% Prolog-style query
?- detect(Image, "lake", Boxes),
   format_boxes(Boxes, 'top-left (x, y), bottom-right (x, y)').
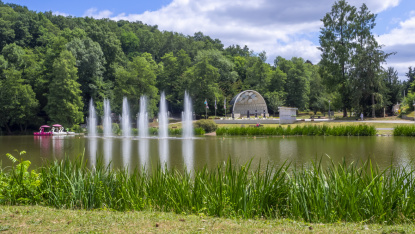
top-left (1, 135), bottom-right (414, 171)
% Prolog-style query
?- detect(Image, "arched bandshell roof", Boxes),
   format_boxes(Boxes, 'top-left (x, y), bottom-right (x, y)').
top-left (230, 90), bottom-right (268, 114)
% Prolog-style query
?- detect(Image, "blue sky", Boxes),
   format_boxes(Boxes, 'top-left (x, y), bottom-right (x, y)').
top-left (4, 0), bottom-right (415, 80)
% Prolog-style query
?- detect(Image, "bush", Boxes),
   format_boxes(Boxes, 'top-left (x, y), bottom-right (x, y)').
top-left (71, 124), bottom-right (83, 133)
top-left (112, 123), bottom-right (121, 135)
top-left (194, 119), bottom-right (217, 133)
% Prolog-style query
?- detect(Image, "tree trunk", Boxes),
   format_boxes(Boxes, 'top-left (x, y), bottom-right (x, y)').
top-left (5, 123), bottom-right (11, 135)
top-left (343, 108), bottom-right (347, 118)
top-left (372, 93), bottom-right (375, 118)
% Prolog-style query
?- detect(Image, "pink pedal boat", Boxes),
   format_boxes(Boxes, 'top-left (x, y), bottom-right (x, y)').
top-left (34, 125), bottom-right (53, 136)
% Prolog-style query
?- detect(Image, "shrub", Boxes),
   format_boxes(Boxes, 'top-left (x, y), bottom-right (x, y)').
top-left (112, 123), bottom-right (121, 135)
top-left (71, 124), bottom-right (83, 133)
top-left (194, 119), bottom-right (217, 133)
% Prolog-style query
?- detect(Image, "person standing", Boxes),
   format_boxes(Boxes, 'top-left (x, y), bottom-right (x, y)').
top-left (360, 113), bottom-right (364, 121)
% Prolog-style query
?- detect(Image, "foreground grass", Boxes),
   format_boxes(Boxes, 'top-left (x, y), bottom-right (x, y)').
top-left (0, 205), bottom-right (414, 233)
top-left (2, 155), bottom-right (415, 224)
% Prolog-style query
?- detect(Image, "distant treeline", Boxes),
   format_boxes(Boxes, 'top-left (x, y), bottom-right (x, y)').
top-left (0, 1), bottom-right (412, 134)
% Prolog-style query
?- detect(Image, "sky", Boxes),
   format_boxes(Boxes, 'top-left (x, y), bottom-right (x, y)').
top-left (4, 0), bottom-right (415, 80)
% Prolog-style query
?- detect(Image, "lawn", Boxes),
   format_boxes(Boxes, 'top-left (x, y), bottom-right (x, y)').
top-left (0, 205), bottom-right (413, 233)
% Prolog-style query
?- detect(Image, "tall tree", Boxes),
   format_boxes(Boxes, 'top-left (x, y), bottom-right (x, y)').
top-left (45, 50), bottom-right (83, 126)
top-left (183, 57), bottom-right (220, 115)
top-left (0, 68), bottom-right (38, 133)
top-left (319, 0), bottom-right (356, 117)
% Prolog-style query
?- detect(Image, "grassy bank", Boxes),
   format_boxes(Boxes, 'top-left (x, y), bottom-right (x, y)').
top-left (216, 125), bottom-right (376, 136)
top-left (1, 154), bottom-right (415, 224)
top-left (1, 205), bottom-right (413, 233)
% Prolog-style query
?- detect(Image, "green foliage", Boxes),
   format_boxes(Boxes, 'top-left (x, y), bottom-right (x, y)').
top-left (216, 125), bottom-right (376, 136)
top-left (1, 155), bottom-right (415, 223)
top-left (393, 126), bottom-right (415, 136)
top-left (70, 124), bottom-right (83, 133)
top-left (0, 2), bottom-right (401, 133)
top-left (0, 151), bottom-right (43, 204)
top-left (0, 67), bottom-right (39, 133)
top-left (45, 50), bottom-right (84, 127)
top-left (193, 119), bottom-right (217, 133)
top-left (111, 123), bottom-right (121, 135)
top-left (114, 54), bottom-right (159, 117)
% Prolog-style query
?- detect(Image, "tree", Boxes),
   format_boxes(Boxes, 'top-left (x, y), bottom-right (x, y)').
top-left (113, 54), bottom-right (159, 117)
top-left (308, 65), bottom-right (327, 114)
top-left (0, 68), bottom-right (38, 133)
top-left (277, 57), bottom-right (310, 110)
top-left (319, 0), bottom-right (356, 117)
top-left (183, 57), bottom-right (220, 115)
top-left (351, 4), bottom-right (391, 117)
top-left (66, 37), bottom-right (108, 107)
top-left (45, 50), bottom-right (83, 126)
top-left (245, 52), bottom-right (272, 94)
top-left (120, 31), bottom-right (140, 59)
top-left (383, 67), bottom-right (402, 112)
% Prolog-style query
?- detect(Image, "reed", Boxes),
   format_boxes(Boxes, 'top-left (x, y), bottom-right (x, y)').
top-left (1, 155), bottom-right (414, 223)
top-left (393, 125), bottom-right (415, 136)
top-left (216, 125), bottom-right (376, 136)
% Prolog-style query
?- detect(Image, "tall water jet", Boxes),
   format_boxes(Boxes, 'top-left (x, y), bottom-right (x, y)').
top-left (88, 99), bottom-right (97, 136)
top-left (182, 91), bottom-right (193, 139)
top-left (121, 97), bottom-right (131, 137)
top-left (138, 96), bottom-right (149, 138)
top-left (103, 98), bottom-right (112, 137)
top-left (159, 92), bottom-right (169, 138)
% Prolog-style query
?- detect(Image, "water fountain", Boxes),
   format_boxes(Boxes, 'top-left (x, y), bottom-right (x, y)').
top-left (138, 96), bottom-right (149, 138)
top-left (159, 92), bottom-right (169, 139)
top-left (182, 91), bottom-right (193, 139)
top-left (88, 99), bottom-right (97, 137)
top-left (121, 97), bottom-right (131, 137)
top-left (103, 98), bottom-right (112, 137)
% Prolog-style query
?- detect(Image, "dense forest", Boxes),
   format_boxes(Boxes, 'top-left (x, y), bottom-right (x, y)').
top-left (0, 0), bottom-right (412, 134)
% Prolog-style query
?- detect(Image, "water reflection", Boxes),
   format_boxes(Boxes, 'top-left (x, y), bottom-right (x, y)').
top-left (52, 136), bottom-right (65, 159)
top-left (122, 138), bottom-right (132, 170)
top-left (3, 136), bottom-right (415, 171)
top-left (103, 138), bottom-right (113, 166)
top-left (182, 139), bottom-right (194, 172)
top-left (159, 138), bottom-right (169, 168)
top-left (139, 138), bottom-right (149, 169)
top-left (88, 137), bottom-right (98, 167)
top-left (34, 136), bottom-right (51, 158)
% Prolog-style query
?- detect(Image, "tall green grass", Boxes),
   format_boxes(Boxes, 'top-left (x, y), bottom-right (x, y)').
top-left (216, 125), bottom-right (376, 136)
top-left (1, 154), bottom-right (414, 223)
top-left (393, 126), bottom-right (415, 136)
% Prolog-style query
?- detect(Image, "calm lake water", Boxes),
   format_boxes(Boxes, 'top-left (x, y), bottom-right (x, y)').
top-left (1, 135), bottom-right (415, 171)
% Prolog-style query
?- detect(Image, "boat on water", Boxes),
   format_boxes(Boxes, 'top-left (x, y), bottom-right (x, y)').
top-left (34, 125), bottom-right (53, 136)
top-left (34, 124), bottom-right (75, 136)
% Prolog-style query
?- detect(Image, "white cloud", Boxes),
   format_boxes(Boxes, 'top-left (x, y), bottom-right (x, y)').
top-left (378, 16), bottom-right (415, 79)
top-left (83, 8), bottom-right (113, 19)
top-left (82, 0), bottom-right (405, 67)
top-left (378, 16), bottom-right (415, 46)
top-left (53, 11), bottom-right (69, 17)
